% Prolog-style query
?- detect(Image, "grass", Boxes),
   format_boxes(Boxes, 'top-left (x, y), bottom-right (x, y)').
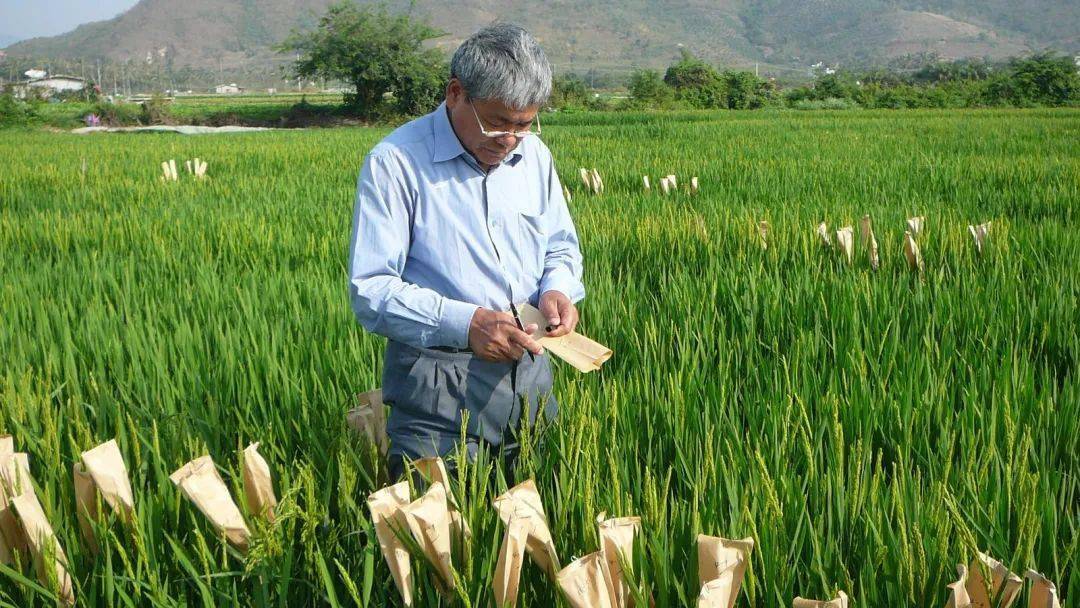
top-left (0, 108), bottom-right (1077, 606)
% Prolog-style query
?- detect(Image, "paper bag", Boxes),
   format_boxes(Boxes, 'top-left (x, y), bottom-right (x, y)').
top-left (242, 443), bottom-right (277, 522)
top-left (699, 577), bottom-right (735, 608)
top-left (666, 174), bottom-right (678, 190)
top-left (73, 462), bottom-right (101, 554)
top-left (0, 526), bottom-right (10, 566)
top-left (597, 514), bottom-right (641, 607)
top-left (860, 215), bottom-right (879, 270)
top-left (169, 455), bottom-right (251, 550)
top-left (591, 168), bottom-right (604, 195)
top-left (413, 457), bottom-right (470, 539)
top-left (660, 177), bottom-right (671, 195)
top-left (0, 450), bottom-right (31, 554)
top-left (579, 168), bottom-right (591, 190)
top-left (519, 303), bottom-right (612, 373)
top-left (836, 226), bottom-right (854, 263)
top-left (81, 439), bottom-right (135, 521)
top-left (400, 481), bottom-right (455, 592)
top-left (792, 590), bottom-right (849, 608)
top-left (0, 519), bottom-right (11, 566)
top-left (493, 517), bottom-right (529, 608)
top-left (557, 551), bottom-right (618, 608)
top-left (758, 221), bottom-right (770, 250)
top-left (347, 389), bottom-right (388, 454)
top-left (366, 482), bottom-right (413, 606)
top-left (945, 564), bottom-right (971, 608)
top-left (642, 176), bottom-right (650, 191)
top-left (907, 216), bottom-right (924, 236)
top-left (691, 177), bottom-right (699, 193)
top-left (0, 452), bottom-right (32, 496)
top-left (493, 479), bottom-right (560, 576)
top-left (1024, 570), bottom-right (1061, 608)
top-left (697, 534), bottom-right (753, 608)
top-left (817, 222), bottom-right (832, 248)
top-left (903, 231), bottom-right (924, 272)
top-left (966, 552), bottom-right (1021, 608)
top-left (968, 221), bottom-right (991, 255)
top-left (0, 436), bottom-right (19, 563)
top-left (11, 491), bottom-right (75, 605)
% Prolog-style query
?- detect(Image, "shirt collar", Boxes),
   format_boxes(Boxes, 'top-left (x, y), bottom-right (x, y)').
top-left (431, 100), bottom-right (524, 167)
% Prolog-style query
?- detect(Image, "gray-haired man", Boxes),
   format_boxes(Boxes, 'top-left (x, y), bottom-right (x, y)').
top-left (348, 24), bottom-right (585, 479)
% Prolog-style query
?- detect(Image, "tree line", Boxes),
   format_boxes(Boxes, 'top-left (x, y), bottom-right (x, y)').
top-left (2, 0), bottom-right (1077, 128)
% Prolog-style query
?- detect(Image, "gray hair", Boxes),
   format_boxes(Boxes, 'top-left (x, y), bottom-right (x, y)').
top-left (450, 23), bottom-right (552, 109)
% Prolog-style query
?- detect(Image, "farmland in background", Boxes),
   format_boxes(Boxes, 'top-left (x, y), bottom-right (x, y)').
top-left (0, 108), bottom-right (1077, 606)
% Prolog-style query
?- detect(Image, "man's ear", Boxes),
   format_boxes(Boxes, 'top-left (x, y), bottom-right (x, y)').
top-left (445, 78), bottom-right (463, 109)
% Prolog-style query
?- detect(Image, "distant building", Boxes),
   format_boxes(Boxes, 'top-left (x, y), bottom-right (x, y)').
top-left (214, 83), bottom-right (242, 94)
top-left (11, 74), bottom-right (87, 99)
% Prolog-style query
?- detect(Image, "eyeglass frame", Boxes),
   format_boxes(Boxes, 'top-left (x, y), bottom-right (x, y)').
top-left (468, 98), bottom-right (541, 139)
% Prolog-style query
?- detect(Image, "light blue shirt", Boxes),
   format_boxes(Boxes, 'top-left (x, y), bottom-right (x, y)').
top-left (348, 101), bottom-right (585, 349)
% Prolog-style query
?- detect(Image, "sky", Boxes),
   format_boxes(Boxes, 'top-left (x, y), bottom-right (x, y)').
top-left (0, 0), bottom-right (139, 43)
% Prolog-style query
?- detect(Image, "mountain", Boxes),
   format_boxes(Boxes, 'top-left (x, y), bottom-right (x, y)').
top-left (0, 34), bottom-right (20, 48)
top-left (3, 0), bottom-right (1076, 85)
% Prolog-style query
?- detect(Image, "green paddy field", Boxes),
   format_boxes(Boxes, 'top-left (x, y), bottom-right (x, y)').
top-left (1, 108), bottom-right (1077, 606)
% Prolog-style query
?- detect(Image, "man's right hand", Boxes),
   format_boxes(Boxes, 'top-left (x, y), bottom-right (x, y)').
top-left (468, 308), bottom-right (544, 362)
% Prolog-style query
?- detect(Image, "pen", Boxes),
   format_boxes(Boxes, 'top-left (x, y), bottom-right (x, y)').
top-left (508, 302), bottom-right (536, 362)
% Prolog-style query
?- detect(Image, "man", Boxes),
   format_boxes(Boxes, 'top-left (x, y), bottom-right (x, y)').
top-left (348, 24), bottom-right (585, 480)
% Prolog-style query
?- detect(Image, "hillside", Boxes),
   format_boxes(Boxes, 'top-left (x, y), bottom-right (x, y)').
top-left (2, 0), bottom-right (1076, 84)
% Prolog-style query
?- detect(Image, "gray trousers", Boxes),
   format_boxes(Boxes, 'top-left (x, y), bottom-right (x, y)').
top-left (382, 340), bottom-right (558, 480)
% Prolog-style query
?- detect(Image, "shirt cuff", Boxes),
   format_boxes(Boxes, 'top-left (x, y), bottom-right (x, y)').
top-left (539, 267), bottom-right (586, 304)
top-left (436, 298), bottom-right (480, 348)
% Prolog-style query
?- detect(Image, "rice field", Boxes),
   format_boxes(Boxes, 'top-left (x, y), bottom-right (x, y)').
top-left (0, 107), bottom-right (1077, 606)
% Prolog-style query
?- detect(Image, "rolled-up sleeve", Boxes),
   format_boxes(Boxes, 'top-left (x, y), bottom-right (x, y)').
top-left (538, 156), bottom-right (586, 303)
top-left (348, 152), bottom-right (479, 348)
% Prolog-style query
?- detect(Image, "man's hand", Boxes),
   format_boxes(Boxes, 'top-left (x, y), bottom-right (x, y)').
top-left (468, 308), bottom-right (544, 362)
top-left (539, 290), bottom-right (579, 338)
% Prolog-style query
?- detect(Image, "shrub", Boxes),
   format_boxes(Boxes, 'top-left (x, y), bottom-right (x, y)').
top-left (791, 97), bottom-right (858, 110)
top-left (140, 95), bottom-right (174, 125)
top-left (0, 93), bottom-right (40, 126)
top-left (89, 101), bottom-right (143, 126)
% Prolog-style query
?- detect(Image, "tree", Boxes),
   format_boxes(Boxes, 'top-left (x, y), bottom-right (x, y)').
top-left (628, 70), bottom-right (674, 108)
top-left (663, 50), bottom-right (726, 109)
top-left (549, 73), bottom-right (590, 109)
top-left (276, 2), bottom-right (447, 119)
top-left (990, 52), bottom-right (1079, 106)
top-left (722, 70), bottom-right (773, 109)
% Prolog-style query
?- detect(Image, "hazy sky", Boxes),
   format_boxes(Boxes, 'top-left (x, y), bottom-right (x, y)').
top-left (1, 0), bottom-right (139, 41)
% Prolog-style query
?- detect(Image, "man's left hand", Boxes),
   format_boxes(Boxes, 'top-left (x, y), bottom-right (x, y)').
top-left (538, 290), bottom-right (579, 338)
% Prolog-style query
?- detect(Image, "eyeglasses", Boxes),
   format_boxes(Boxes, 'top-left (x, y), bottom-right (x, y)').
top-left (469, 100), bottom-right (541, 139)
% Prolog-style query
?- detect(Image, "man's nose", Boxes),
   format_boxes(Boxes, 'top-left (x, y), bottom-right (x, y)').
top-left (495, 134), bottom-right (517, 148)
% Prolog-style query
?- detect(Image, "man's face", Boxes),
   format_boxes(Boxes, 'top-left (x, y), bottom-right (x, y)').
top-left (445, 78), bottom-right (539, 168)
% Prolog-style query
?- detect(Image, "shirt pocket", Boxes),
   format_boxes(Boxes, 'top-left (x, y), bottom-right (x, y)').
top-left (514, 209), bottom-right (548, 279)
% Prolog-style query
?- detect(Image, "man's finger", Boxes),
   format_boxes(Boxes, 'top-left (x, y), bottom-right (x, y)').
top-left (508, 327), bottom-right (544, 355)
top-left (545, 323), bottom-right (572, 338)
top-left (540, 295), bottom-right (561, 327)
top-left (506, 344), bottom-right (524, 361)
top-left (560, 300), bottom-right (580, 333)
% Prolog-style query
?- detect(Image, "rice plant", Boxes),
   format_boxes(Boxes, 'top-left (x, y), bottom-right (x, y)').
top-left (0, 107), bottom-right (1076, 606)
